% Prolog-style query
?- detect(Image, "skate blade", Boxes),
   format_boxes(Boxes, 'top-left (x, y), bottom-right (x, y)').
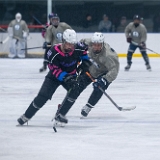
top-left (80, 115), bottom-right (87, 119)
top-left (53, 120), bottom-right (66, 127)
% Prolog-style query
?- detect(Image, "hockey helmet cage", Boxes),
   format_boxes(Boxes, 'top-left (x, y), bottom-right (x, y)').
top-left (63, 29), bottom-right (77, 44)
top-left (51, 13), bottom-right (60, 26)
top-left (91, 32), bottom-right (105, 43)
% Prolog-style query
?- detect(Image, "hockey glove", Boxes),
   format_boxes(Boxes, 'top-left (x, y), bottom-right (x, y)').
top-left (43, 42), bottom-right (51, 49)
top-left (78, 74), bottom-right (92, 91)
top-left (139, 42), bottom-right (146, 48)
top-left (77, 59), bottom-right (92, 73)
top-left (127, 37), bottom-right (132, 43)
top-left (63, 74), bottom-right (78, 89)
top-left (93, 77), bottom-right (110, 90)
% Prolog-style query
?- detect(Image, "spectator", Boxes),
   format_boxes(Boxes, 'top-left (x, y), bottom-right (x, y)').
top-left (83, 14), bottom-right (93, 28)
top-left (117, 16), bottom-right (127, 32)
top-left (98, 14), bottom-right (112, 32)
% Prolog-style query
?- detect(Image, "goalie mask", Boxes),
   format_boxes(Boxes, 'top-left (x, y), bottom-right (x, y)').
top-left (15, 13), bottom-right (22, 22)
top-left (91, 32), bottom-right (104, 54)
top-left (62, 29), bottom-right (77, 53)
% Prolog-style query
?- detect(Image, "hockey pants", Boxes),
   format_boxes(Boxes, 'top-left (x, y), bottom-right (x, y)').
top-left (127, 43), bottom-right (150, 65)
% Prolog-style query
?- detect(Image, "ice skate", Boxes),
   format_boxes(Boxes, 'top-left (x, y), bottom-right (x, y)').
top-left (8, 52), bottom-right (17, 58)
top-left (17, 114), bottom-right (29, 125)
top-left (39, 65), bottom-right (47, 72)
top-left (146, 64), bottom-right (151, 71)
top-left (39, 61), bottom-right (48, 72)
top-left (55, 113), bottom-right (68, 124)
top-left (81, 104), bottom-right (93, 117)
top-left (53, 113), bottom-right (68, 127)
top-left (124, 64), bottom-right (131, 71)
top-left (17, 53), bottom-right (25, 58)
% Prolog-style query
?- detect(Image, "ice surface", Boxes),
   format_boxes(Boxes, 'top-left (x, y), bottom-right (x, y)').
top-left (0, 58), bottom-right (160, 160)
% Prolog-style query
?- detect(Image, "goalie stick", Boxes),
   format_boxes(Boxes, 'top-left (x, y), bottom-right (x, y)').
top-left (86, 72), bottom-right (136, 111)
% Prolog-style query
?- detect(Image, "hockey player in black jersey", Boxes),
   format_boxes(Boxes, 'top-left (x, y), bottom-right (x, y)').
top-left (17, 29), bottom-right (92, 125)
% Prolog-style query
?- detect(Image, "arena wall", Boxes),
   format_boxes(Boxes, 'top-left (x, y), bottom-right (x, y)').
top-left (0, 33), bottom-right (160, 58)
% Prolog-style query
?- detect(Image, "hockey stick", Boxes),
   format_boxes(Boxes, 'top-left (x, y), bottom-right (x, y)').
top-left (21, 45), bottom-right (51, 50)
top-left (131, 41), bottom-right (160, 56)
top-left (32, 15), bottom-right (45, 28)
top-left (86, 72), bottom-right (136, 111)
top-left (0, 27), bottom-right (6, 32)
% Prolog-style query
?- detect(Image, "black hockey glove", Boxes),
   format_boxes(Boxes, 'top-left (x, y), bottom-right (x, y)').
top-left (127, 37), bottom-right (132, 43)
top-left (78, 74), bottom-right (92, 91)
top-left (93, 77), bottom-right (110, 90)
top-left (77, 59), bottom-right (92, 74)
top-left (43, 42), bottom-right (51, 49)
top-left (63, 75), bottom-right (78, 89)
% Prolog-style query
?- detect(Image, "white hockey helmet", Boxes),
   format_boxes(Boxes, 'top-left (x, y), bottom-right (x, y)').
top-left (15, 13), bottom-right (22, 22)
top-left (91, 32), bottom-right (105, 43)
top-left (63, 29), bottom-right (77, 44)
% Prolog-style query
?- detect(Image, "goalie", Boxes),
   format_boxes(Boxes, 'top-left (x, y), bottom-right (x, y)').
top-left (7, 13), bottom-right (29, 58)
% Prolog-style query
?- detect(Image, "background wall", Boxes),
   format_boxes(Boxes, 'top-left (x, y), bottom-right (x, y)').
top-left (0, 33), bottom-right (160, 57)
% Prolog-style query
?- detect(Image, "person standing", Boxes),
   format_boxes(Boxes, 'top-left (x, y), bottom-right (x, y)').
top-left (39, 13), bottom-right (72, 72)
top-left (8, 12), bottom-right (29, 58)
top-left (124, 15), bottom-right (151, 71)
top-left (17, 29), bottom-right (90, 125)
top-left (116, 16), bottom-right (127, 33)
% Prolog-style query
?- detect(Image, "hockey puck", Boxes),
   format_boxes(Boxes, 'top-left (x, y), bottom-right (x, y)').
top-left (53, 126), bottom-right (57, 132)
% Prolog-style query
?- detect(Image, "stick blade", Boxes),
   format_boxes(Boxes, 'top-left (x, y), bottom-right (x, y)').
top-left (119, 106), bottom-right (136, 111)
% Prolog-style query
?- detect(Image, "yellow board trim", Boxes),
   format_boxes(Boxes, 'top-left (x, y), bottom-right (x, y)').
top-left (0, 52), bottom-right (160, 58)
top-left (118, 53), bottom-right (160, 58)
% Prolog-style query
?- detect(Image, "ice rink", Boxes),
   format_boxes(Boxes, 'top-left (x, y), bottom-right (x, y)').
top-left (0, 58), bottom-right (160, 160)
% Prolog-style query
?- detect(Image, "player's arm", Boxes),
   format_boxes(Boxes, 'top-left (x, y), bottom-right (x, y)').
top-left (46, 47), bottom-right (68, 81)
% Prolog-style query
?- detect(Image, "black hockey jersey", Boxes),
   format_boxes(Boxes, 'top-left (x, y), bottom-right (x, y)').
top-left (46, 42), bottom-right (88, 81)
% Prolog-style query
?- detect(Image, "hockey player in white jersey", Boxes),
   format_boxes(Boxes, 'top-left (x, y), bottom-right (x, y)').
top-left (124, 15), bottom-right (151, 71)
top-left (79, 32), bottom-right (120, 117)
top-left (8, 13), bottom-right (29, 58)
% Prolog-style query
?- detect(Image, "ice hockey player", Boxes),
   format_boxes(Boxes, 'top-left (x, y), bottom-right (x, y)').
top-left (79, 32), bottom-right (120, 117)
top-left (55, 32), bottom-right (119, 119)
top-left (17, 29), bottom-right (90, 125)
top-left (41, 13), bottom-right (54, 39)
top-left (124, 14), bottom-right (151, 71)
top-left (8, 12), bottom-right (29, 58)
top-left (39, 13), bottom-right (72, 72)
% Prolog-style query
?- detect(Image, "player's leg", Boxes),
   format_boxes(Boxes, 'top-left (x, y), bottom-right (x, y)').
top-left (39, 48), bottom-right (49, 72)
top-left (17, 41), bottom-right (26, 58)
top-left (124, 44), bottom-right (137, 71)
top-left (17, 73), bottom-right (60, 125)
top-left (140, 47), bottom-right (151, 70)
top-left (8, 38), bottom-right (17, 58)
top-left (55, 74), bottom-right (92, 123)
top-left (81, 83), bottom-right (110, 117)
